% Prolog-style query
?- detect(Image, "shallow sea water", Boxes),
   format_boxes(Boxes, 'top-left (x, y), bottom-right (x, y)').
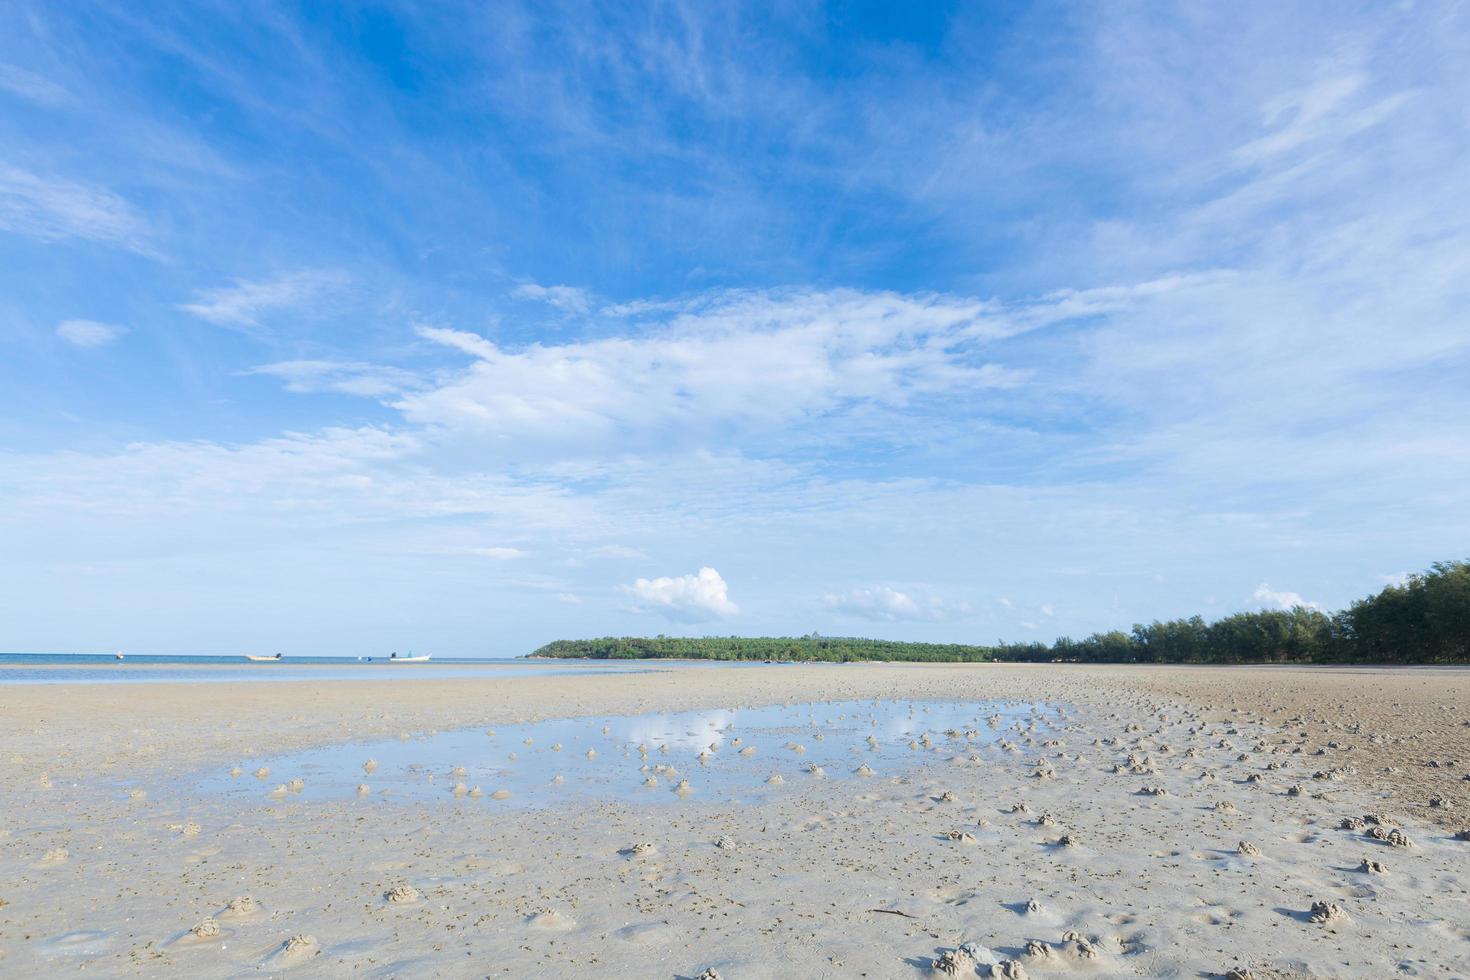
top-left (196, 698), bottom-right (1059, 807)
top-left (0, 656), bottom-right (709, 685)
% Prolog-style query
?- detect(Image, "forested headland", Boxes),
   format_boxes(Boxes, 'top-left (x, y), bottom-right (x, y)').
top-left (531, 559), bottom-right (1469, 664)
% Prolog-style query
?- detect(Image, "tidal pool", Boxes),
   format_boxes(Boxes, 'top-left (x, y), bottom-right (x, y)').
top-left (198, 698), bottom-right (1062, 807)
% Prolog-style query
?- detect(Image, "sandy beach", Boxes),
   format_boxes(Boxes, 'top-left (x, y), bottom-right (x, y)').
top-left (2, 663), bottom-right (1467, 978)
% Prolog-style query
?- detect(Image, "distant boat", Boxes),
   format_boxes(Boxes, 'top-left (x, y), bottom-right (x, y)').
top-left (115, 650), bottom-right (125, 661)
top-left (245, 653), bottom-right (284, 662)
top-left (389, 651), bottom-right (431, 663)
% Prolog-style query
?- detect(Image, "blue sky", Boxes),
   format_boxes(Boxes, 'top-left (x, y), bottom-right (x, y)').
top-left (2, 2), bottom-right (1468, 655)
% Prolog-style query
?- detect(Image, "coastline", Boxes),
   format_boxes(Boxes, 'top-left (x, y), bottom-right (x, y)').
top-left (3, 663), bottom-right (1467, 977)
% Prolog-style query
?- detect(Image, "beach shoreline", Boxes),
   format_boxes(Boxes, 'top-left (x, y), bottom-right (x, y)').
top-left (3, 663), bottom-right (1467, 977)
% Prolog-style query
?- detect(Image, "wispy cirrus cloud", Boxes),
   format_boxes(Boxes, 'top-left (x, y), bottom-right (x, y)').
top-left (0, 63), bottom-right (71, 106)
top-left (398, 289), bottom-right (1027, 448)
top-left (244, 360), bottom-right (418, 397)
top-left (824, 586), bottom-right (968, 623)
top-left (179, 270), bottom-right (349, 327)
top-left (56, 319), bottom-right (126, 348)
top-left (511, 282), bottom-right (593, 315)
top-left (0, 164), bottom-right (153, 253)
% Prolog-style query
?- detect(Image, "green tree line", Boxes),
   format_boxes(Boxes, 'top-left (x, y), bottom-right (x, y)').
top-left (530, 559), bottom-right (1470, 665)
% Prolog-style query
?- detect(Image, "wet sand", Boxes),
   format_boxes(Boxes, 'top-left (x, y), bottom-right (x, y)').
top-left (2, 663), bottom-right (1467, 977)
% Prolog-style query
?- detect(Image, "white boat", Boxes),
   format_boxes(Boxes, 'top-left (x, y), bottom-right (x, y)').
top-left (245, 653), bottom-right (284, 662)
top-left (115, 650), bottom-right (125, 661)
top-left (389, 652), bottom-right (431, 663)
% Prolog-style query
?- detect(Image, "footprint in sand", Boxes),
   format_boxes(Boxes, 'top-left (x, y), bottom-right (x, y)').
top-left (615, 921), bottom-right (675, 945)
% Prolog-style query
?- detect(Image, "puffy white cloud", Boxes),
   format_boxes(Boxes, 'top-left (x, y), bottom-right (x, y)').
top-left (56, 319), bottom-right (125, 348)
top-left (823, 585), bottom-right (966, 623)
top-left (179, 270), bottom-right (348, 326)
top-left (625, 566), bottom-right (739, 622)
top-left (1251, 584), bottom-right (1324, 612)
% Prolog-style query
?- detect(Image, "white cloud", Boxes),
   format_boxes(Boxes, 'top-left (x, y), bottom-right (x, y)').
top-left (0, 64), bottom-right (71, 106)
top-left (56, 319), bottom-right (125, 348)
top-left (511, 282), bottom-right (592, 315)
top-left (556, 592), bottom-right (582, 604)
top-left (1251, 584), bottom-right (1324, 612)
top-left (624, 566), bottom-right (739, 622)
top-left (246, 360), bottom-right (418, 397)
top-left (179, 270), bottom-right (348, 326)
top-left (824, 585), bottom-right (966, 623)
top-left (590, 544), bottom-right (648, 560)
top-left (399, 289), bottom-right (1026, 446)
top-left (464, 546), bottom-right (527, 560)
top-left (414, 326), bottom-right (498, 359)
top-left (0, 165), bottom-right (152, 253)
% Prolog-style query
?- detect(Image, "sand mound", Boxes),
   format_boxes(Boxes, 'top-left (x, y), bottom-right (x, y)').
top-left (527, 907), bottom-right (574, 930)
top-left (1236, 840), bottom-right (1262, 857)
top-left (222, 895), bottom-right (257, 917)
top-left (932, 946), bottom-right (975, 976)
top-left (279, 934), bottom-right (319, 960)
top-left (190, 917), bottom-right (221, 939)
top-left (384, 884), bottom-right (420, 903)
top-left (1308, 900), bottom-right (1347, 924)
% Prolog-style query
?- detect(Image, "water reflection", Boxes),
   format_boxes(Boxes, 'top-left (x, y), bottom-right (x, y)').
top-left (196, 698), bottom-right (1056, 808)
